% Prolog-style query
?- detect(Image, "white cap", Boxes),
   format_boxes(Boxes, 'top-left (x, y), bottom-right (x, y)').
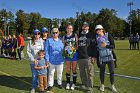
top-left (95, 25), bottom-right (103, 30)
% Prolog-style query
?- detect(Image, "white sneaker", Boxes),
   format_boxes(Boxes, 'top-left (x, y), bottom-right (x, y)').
top-left (71, 84), bottom-right (75, 90)
top-left (66, 83), bottom-right (70, 90)
top-left (111, 85), bottom-right (117, 92)
top-left (100, 84), bottom-right (105, 91)
top-left (30, 88), bottom-right (35, 93)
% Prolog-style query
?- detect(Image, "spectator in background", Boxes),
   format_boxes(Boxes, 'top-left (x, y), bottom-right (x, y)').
top-left (17, 33), bottom-right (25, 60)
top-left (0, 39), bottom-right (2, 55)
top-left (8, 35), bottom-right (13, 57)
top-left (5, 36), bottom-right (9, 56)
top-left (0, 36), bottom-right (5, 56)
top-left (12, 34), bottom-right (18, 59)
top-left (134, 33), bottom-right (139, 50)
top-left (129, 34), bottom-right (134, 50)
top-left (27, 29), bottom-right (44, 93)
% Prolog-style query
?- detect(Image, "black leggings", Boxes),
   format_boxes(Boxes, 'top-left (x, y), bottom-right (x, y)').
top-left (17, 46), bottom-right (24, 60)
top-left (100, 61), bottom-right (115, 85)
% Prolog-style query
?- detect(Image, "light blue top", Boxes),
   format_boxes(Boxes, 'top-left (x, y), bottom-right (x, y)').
top-left (36, 58), bottom-right (47, 76)
top-left (45, 37), bottom-right (64, 65)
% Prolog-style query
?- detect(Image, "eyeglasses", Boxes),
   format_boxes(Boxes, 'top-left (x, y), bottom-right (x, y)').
top-left (96, 29), bottom-right (102, 31)
top-left (34, 33), bottom-right (40, 35)
top-left (52, 32), bottom-right (58, 34)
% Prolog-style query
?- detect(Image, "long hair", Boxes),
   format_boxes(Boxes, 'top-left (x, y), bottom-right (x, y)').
top-left (31, 36), bottom-right (36, 45)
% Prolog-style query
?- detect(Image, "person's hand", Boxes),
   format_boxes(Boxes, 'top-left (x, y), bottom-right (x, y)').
top-left (101, 42), bottom-right (107, 48)
top-left (90, 57), bottom-right (97, 64)
top-left (43, 66), bottom-right (47, 68)
top-left (41, 66), bottom-right (44, 69)
top-left (34, 59), bottom-right (38, 65)
top-left (18, 46), bottom-right (21, 49)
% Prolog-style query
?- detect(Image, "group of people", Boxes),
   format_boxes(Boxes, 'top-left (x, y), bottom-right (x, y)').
top-left (0, 33), bottom-right (25, 60)
top-left (129, 33), bottom-right (139, 50)
top-left (27, 22), bottom-right (117, 93)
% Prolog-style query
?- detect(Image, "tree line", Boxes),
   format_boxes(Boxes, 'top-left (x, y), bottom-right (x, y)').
top-left (0, 8), bottom-right (140, 37)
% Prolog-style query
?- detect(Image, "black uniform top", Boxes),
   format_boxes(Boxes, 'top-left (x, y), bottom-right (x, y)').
top-left (78, 31), bottom-right (97, 59)
top-left (106, 33), bottom-right (115, 49)
top-left (12, 38), bottom-right (17, 48)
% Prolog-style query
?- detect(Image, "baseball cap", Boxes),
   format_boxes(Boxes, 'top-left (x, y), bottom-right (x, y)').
top-left (95, 25), bottom-right (103, 30)
top-left (42, 27), bottom-right (48, 32)
top-left (83, 22), bottom-right (89, 26)
top-left (33, 29), bottom-right (40, 34)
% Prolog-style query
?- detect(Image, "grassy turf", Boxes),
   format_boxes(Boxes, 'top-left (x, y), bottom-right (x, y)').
top-left (0, 40), bottom-right (140, 93)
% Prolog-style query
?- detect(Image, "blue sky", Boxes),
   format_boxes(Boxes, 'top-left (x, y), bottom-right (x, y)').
top-left (0, 0), bottom-right (140, 19)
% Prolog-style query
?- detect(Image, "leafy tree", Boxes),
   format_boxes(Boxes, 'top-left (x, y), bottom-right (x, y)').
top-left (28, 12), bottom-right (41, 34)
top-left (15, 10), bottom-right (30, 35)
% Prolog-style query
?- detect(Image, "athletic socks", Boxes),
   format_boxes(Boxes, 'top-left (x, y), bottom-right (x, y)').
top-left (72, 72), bottom-right (77, 84)
top-left (66, 73), bottom-right (70, 84)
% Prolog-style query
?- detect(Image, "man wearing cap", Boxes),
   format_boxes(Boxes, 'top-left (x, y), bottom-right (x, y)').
top-left (78, 22), bottom-right (97, 93)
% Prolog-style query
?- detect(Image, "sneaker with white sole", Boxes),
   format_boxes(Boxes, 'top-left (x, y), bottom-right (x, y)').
top-left (111, 85), bottom-right (117, 92)
top-left (81, 85), bottom-right (87, 90)
top-left (71, 84), bottom-right (75, 90)
top-left (66, 83), bottom-right (70, 90)
top-left (100, 84), bottom-right (105, 91)
top-left (29, 88), bottom-right (35, 93)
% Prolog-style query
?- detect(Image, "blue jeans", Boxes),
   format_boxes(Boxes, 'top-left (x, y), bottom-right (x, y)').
top-left (30, 64), bottom-right (38, 89)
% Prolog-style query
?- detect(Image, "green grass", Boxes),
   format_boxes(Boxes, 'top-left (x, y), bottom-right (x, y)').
top-left (0, 40), bottom-right (140, 93)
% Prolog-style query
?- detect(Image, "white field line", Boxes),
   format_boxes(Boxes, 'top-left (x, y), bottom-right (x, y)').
top-left (95, 71), bottom-right (140, 80)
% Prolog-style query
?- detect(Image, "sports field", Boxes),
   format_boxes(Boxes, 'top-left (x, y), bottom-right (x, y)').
top-left (0, 40), bottom-right (140, 93)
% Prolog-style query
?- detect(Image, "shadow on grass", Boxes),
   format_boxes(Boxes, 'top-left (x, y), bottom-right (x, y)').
top-left (0, 75), bottom-right (31, 91)
top-left (52, 80), bottom-right (86, 92)
top-left (94, 85), bottom-right (112, 92)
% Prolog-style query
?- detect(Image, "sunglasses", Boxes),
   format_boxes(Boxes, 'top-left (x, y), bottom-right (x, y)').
top-left (96, 29), bottom-right (102, 31)
top-left (39, 54), bottom-right (44, 56)
top-left (52, 32), bottom-right (58, 34)
top-left (34, 33), bottom-right (40, 35)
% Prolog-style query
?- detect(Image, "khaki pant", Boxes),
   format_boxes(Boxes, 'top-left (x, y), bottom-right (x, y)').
top-left (38, 75), bottom-right (47, 91)
top-left (78, 58), bottom-right (94, 91)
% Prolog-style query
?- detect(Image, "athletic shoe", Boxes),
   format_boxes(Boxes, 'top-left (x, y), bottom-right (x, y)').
top-left (71, 84), bottom-right (75, 90)
top-left (66, 83), bottom-right (70, 89)
top-left (58, 85), bottom-right (62, 89)
top-left (111, 85), bottom-right (117, 92)
top-left (47, 86), bottom-right (52, 91)
top-left (100, 84), bottom-right (105, 91)
top-left (81, 85), bottom-right (87, 90)
top-left (29, 88), bottom-right (35, 93)
top-left (86, 90), bottom-right (93, 93)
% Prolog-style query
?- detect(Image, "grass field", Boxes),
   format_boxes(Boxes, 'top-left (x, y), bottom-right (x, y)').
top-left (0, 40), bottom-right (140, 93)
